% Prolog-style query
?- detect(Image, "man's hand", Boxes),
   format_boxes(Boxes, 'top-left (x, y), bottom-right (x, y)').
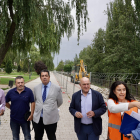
top-left (127, 134), bottom-right (134, 140)
top-left (86, 111), bottom-right (95, 118)
top-left (27, 115), bottom-right (33, 121)
top-left (75, 112), bottom-right (83, 118)
top-left (0, 109), bottom-right (4, 116)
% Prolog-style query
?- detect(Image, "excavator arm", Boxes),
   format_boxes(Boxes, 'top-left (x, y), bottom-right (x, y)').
top-left (71, 60), bottom-right (90, 83)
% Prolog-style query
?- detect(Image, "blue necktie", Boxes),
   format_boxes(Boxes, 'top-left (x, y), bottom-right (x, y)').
top-left (42, 85), bottom-right (47, 102)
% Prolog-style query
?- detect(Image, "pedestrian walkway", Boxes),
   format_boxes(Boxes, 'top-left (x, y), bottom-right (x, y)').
top-left (0, 72), bottom-right (107, 140)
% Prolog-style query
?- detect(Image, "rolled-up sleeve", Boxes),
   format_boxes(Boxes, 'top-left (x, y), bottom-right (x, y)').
top-left (107, 99), bottom-right (129, 113)
top-left (0, 89), bottom-right (5, 111)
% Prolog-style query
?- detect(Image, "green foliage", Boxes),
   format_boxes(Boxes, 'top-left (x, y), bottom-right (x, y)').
top-left (56, 60), bottom-right (64, 71)
top-left (134, 0), bottom-right (140, 21)
top-left (0, 78), bottom-right (15, 85)
top-left (17, 65), bottom-right (21, 72)
top-left (0, 50), bottom-right (16, 68)
top-left (73, 54), bottom-right (80, 65)
top-left (79, 46), bottom-right (92, 72)
top-left (1, 88), bottom-right (9, 90)
top-left (5, 60), bottom-right (12, 74)
top-left (64, 60), bottom-right (73, 66)
top-left (0, 0), bottom-right (89, 65)
top-left (23, 75), bottom-right (39, 83)
top-left (79, 28), bottom-right (106, 73)
top-left (40, 55), bottom-right (54, 71)
top-left (75, 0), bottom-right (140, 75)
top-left (0, 74), bottom-right (38, 85)
top-left (13, 45), bottom-right (54, 72)
top-left (64, 64), bottom-right (72, 72)
top-left (104, 0), bottom-right (140, 73)
top-left (22, 60), bottom-right (29, 73)
top-left (0, 62), bottom-right (5, 68)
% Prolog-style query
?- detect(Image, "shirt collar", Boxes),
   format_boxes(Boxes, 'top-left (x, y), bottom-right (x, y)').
top-left (15, 86), bottom-right (26, 92)
top-left (81, 88), bottom-right (91, 95)
top-left (42, 81), bottom-right (51, 88)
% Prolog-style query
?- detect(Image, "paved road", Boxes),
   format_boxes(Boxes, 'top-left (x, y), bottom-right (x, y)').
top-left (0, 72), bottom-right (108, 140)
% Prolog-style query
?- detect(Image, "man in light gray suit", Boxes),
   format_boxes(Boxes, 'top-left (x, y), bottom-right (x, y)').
top-left (33, 69), bottom-right (63, 140)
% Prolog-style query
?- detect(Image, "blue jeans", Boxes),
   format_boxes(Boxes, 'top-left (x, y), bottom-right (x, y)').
top-left (10, 119), bottom-right (31, 140)
top-left (77, 124), bottom-right (99, 140)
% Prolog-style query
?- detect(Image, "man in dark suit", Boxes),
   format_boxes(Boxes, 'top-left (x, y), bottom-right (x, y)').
top-left (69, 77), bottom-right (106, 140)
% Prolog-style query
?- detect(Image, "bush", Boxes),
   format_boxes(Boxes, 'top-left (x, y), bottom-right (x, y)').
top-left (5, 60), bottom-right (12, 74)
top-left (17, 65), bottom-right (21, 72)
top-left (64, 64), bottom-right (72, 72)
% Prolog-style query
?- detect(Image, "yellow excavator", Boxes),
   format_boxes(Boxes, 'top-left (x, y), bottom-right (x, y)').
top-left (71, 60), bottom-right (90, 83)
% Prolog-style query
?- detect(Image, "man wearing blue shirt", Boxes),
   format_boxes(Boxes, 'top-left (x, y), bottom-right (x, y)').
top-left (6, 76), bottom-right (35, 140)
top-left (69, 77), bottom-right (106, 140)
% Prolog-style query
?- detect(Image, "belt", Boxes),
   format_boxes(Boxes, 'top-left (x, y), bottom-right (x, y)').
top-left (81, 123), bottom-right (93, 125)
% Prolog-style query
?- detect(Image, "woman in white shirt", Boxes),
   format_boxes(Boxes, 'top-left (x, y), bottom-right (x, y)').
top-left (0, 88), bottom-right (5, 116)
top-left (107, 81), bottom-right (140, 140)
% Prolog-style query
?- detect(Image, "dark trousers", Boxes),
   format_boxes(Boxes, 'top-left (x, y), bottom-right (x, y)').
top-left (77, 124), bottom-right (99, 140)
top-left (33, 117), bottom-right (57, 140)
top-left (10, 119), bottom-right (31, 140)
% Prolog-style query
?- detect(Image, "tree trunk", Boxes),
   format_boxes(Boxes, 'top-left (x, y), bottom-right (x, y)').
top-left (0, 21), bottom-right (16, 65)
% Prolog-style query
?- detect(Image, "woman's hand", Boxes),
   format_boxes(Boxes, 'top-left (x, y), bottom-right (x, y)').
top-left (128, 102), bottom-right (140, 109)
top-left (127, 134), bottom-right (134, 140)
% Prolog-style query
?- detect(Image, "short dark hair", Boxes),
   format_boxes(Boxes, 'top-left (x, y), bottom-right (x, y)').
top-left (108, 81), bottom-right (135, 102)
top-left (40, 69), bottom-right (50, 77)
top-left (15, 76), bottom-right (24, 83)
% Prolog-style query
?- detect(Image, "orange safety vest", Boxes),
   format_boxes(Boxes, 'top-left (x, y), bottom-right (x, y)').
top-left (108, 99), bottom-right (138, 140)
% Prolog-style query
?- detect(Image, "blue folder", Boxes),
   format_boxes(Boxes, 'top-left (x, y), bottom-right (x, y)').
top-left (119, 113), bottom-right (140, 135)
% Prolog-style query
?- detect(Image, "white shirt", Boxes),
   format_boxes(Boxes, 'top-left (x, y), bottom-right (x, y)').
top-left (81, 89), bottom-right (93, 124)
top-left (107, 99), bottom-right (140, 116)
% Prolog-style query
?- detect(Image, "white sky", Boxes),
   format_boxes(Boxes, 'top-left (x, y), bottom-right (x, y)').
top-left (53, 0), bottom-right (113, 67)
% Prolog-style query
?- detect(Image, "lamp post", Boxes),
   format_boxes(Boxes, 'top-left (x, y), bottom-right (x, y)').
top-left (31, 63), bottom-right (32, 76)
top-left (29, 59), bottom-right (31, 79)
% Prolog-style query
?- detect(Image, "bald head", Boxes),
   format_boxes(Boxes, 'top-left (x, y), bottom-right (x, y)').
top-left (79, 77), bottom-right (90, 94)
top-left (80, 77), bottom-right (90, 84)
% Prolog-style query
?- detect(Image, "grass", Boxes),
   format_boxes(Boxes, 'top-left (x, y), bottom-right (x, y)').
top-left (0, 72), bottom-right (39, 85)
top-left (23, 75), bottom-right (39, 83)
top-left (0, 78), bottom-right (15, 85)
top-left (0, 71), bottom-right (37, 76)
top-left (1, 88), bottom-right (9, 90)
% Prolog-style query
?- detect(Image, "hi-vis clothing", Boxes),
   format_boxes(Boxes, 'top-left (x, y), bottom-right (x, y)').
top-left (108, 99), bottom-right (138, 140)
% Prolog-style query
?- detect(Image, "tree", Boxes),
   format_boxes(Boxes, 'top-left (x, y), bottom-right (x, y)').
top-left (13, 45), bottom-right (55, 73)
top-left (79, 46), bottom-right (92, 71)
top-left (0, 0), bottom-right (89, 65)
top-left (64, 64), bottom-right (72, 72)
top-left (56, 60), bottom-right (64, 71)
top-left (63, 59), bottom-right (73, 72)
top-left (90, 28), bottom-right (106, 72)
top-left (21, 59), bottom-right (29, 73)
top-left (78, 28), bottom-right (106, 73)
top-left (104, 0), bottom-right (140, 73)
top-left (17, 65), bottom-right (21, 72)
top-left (40, 55), bottom-right (54, 71)
top-left (134, 0), bottom-right (140, 48)
top-left (64, 60), bottom-right (73, 66)
top-left (5, 59), bottom-right (12, 74)
top-left (73, 54), bottom-right (80, 65)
